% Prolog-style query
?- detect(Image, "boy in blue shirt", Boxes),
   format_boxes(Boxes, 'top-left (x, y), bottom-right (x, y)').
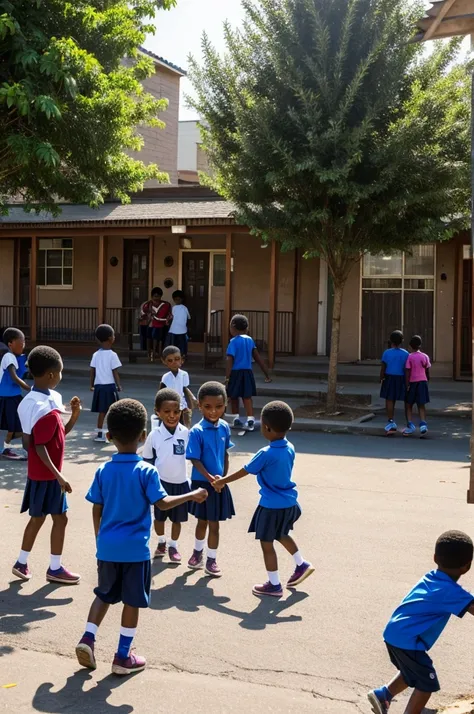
top-left (214, 400), bottom-right (313, 597)
top-left (380, 330), bottom-right (409, 434)
top-left (76, 398), bottom-right (207, 676)
top-left (368, 530), bottom-right (474, 714)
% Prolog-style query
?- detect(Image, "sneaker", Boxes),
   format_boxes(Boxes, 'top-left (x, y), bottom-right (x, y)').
top-left (287, 561), bottom-right (315, 587)
top-left (403, 422), bottom-right (416, 436)
top-left (168, 546), bottom-right (181, 563)
top-left (252, 581), bottom-right (283, 597)
top-left (12, 561), bottom-right (31, 581)
top-left (154, 542), bottom-right (166, 558)
top-left (75, 636), bottom-right (97, 670)
top-left (188, 549), bottom-right (204, 569)
top-left (205, 557), bottom-right (222, 577)
top-left (233, 417), bottom-right (244, 428)
top-left (93, 435), bottom-right (107, 443)
top-left (367, 689), bottom-right (390, 714)
top-left (420, 421), bottom-right (428, 436)
top-left (112, 650), bottom-right (146, 676)
top-left (246, 418), bottom-right (255, 431)
top-left (2, 447), bottom-right (23, 460)
top-left (46, 565), bottom-right (81, 585)
top-left (384, 421), bottom-right (397, 434)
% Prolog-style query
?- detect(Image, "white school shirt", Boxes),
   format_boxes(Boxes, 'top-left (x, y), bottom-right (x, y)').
top-left (161, 369), bottom-right (190, 410)
top-left (142, 422), bottom-right (189, 484)
top-left (169, 304), bottom-right (190, 335)
top-left (18, 388), bottom-right (65, 435)
top-left (90, 349), bottom-right (122, 385)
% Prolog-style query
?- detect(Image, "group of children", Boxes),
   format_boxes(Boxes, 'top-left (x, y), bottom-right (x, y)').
top-left (139, 287), bottom-right (190, 362)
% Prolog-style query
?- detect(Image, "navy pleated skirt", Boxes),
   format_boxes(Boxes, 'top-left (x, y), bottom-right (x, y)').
top-left (21, 478), bottom-right (68, 517)
top-left (249, 504), bottom-right (301, 541)
top-left (188, 480), bottom-right (235, 521)
top-left (165, 333), bottom-right (188, 356)
top-left (227, 369), bottom-right (257, 400)
top-left (380, 375), bottom-right (406, 402)
top-left (406, 381), bottom-right (430, 406)
top-left (91, 384), bottom-right (119, 413)
top-left (154, 480), bottom-right (191, 523)
top-left (0, 395), bottom-right (22, 433)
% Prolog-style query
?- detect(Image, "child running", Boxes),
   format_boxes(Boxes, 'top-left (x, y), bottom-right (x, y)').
top-left (403, 335), bottom-right (431, 437)
top-left (76, 399), bottom-right (207, 675)
top-left (380, 330), bottom-right (409, 434)
top-left (0, 327), bottom-right (30, 460)
top-left (214, 401), bottom-right (313, 596)
top-left (12, 346), bottom-right (81, 584)
top-left (186, 381), bottom-right (235, 577)
top-left (165, 290), bottom-right (190, 357)
top-left (142, 388), bottom-right (190, 563)
top-left (368, 530), bottom-right (474, 714)
top-left (226, 314), bottom-right (272, 431)
top-left (90, 324), bottom-right (122, 443)
top-left (160, 346), bottom-right (194, 429)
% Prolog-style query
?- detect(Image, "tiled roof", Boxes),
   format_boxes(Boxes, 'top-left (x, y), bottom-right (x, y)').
top-left (139, 47), bottom-right (186, 76)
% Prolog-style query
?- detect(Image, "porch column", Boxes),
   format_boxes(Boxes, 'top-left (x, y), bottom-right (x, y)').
top-left (30, 236), bottom-right (37, 342)
top-left (223, 232), bottom-right (232, 350)
top-left (268, 241), bottom-right (279, 369)
top-left (98, 235), bottom-right (108, 324)
top-left (148, 235), bottom-right (155, 291)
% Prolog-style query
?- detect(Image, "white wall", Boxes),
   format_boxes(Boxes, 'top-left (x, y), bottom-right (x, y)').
top-left (178, 120), bottom-right (201, 171)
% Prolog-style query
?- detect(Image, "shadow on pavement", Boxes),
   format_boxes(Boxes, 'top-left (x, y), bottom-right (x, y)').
top-left (0, 581), bottom-right (73, 635)
top-left (32, 670), bottom-right (133, 713)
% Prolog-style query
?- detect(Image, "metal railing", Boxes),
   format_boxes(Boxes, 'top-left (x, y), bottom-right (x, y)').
top-left (0, 306), bottom-right (30, 335)
top-left (37, 307), bottom-right (98, 342)
top-left (209, 309), bottom-right (294, 354)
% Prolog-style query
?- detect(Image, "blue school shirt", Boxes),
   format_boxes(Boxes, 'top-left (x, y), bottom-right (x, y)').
top-left (86, 453), bottom-right (167, 563)
top-left (381, 347), bottom-right (409, 376)
top-left (227, 334), bottom-right (256, 371)
top-left (0, 352), bottom-right (27, 397)
top-left (244, 438), bottom-right (299, 509)
top-left (186, 418), bottom-right (234, 481)
top-left (383, 570), bottom-right (474, 651)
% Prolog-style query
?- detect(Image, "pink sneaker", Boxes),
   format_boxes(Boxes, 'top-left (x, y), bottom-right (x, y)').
top-left (252, 581), bottom-right (283, 597)
top-left (12, 561), bottom-right (32, 581)
top-left (75, 636), bottom-right (96, 670)
top-left (2, 448), bottom-right (23, 461)
top-left (287, 561), bottom-right (315, 587)
top-left (112, 651), bottom-right (146, 676)
top-left (46, 565), bottom-right (81, 585)
top-left (188, 549), bottom-right (204, 569)
top-left (154, 542), bottom-right (166, 558)
top-left (205, 558), bottom-right (222, 578)
top-left (168, 546), bottom-right (181, 563)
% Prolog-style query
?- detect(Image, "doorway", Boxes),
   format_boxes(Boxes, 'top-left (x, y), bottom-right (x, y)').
top-left (460, 257), bottom-right (472, 376)
top-left (182, 252), bottom-right (210, 341)
top-left (123, 239), bottom-right (150, 308)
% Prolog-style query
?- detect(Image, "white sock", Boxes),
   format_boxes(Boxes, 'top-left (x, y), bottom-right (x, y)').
top-left (50, 554), bottom-right (61, 570)
top-left (158, 536), bottom-right (166, 544)
top-left (293, 551), bottom-right (304, 566)
top-left (268, 570), bottom-right (280, 586)
top-left (207, 547), bottom-right (217, 559)
top-left (18, 549), bottom-right (30, 565)
top-left (194, 538), bottom-right (206, 552)
top-left (247, 416), bottom-right (255, 423)
top-left (120, 626), bottom-right (137, 638)
top-left (4, 441), bottom-right (10, 450)
top-left (168, 539), bottom-right (178, 549)
top-left (85, 622), bottom-right (98, 636)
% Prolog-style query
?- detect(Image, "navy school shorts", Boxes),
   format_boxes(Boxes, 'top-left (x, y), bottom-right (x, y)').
top-left (386, 643), bottom-right (440, 693)
top-left (94, 560), bottom-right (151, 609)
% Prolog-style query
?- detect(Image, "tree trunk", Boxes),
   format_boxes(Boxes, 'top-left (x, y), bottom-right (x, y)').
top-left (326, 280), bottom-right (345, 414)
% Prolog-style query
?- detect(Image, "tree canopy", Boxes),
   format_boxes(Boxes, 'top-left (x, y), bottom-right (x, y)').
top-left (0, 0), bottom-right (177, 212)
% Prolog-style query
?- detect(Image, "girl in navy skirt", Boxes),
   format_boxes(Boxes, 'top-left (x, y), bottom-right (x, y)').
top-left (403, 335), bottom-right (431, 436)
top-left (142, 388), bottom-right (190, 563)
top-left (90, 324), bottom-right (122, 443)
top-left (0, 327), bottom-right (30, 460)
top-left (225, 314), bottom-right (272, 431)
top-left (214, 400), bottom-right (314, 597)
top-left (186, 382), bottom-right (235, 577)
top-left (380, 330), bottom-right (409, 434)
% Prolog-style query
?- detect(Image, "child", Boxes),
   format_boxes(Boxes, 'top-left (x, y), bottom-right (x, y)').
top-left (142, 388), bottom-right (190, 563)
top-left (0, 327), bottom-right (30, 460)
top-left (226, 314), bottom-right (272, 431)
top-left (403, 335), bottom-right (431, 437)
top-left (90, 324), bottom-right (122, 443)
top-left (186, 381), bottom-right (235, 577)
top-left (160, 346), bottom-right (195, 429)
top-left (12, 345), bottom-right (81, 584)
top-left (147, 287), bottom-right (171, 362)
top-left (380, 330), bottom-right (409, 434)
top-left (214, 400), bottom-right (313, 596)
top-left (76, 399), bottom-right (207, 675)
top-left (368, 530), bottom-right (474, 714)
top-left (165, 290), bottom-right (190, 357)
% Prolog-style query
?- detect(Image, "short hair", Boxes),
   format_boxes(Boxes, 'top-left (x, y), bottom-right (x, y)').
top-left (162, 345), bottom-right (181, 360)
top-left (95, 324), bottom-right (114, 342)
top-left (107, 399), bottom-right (147, 444)
top-left (261, 401), bottom-right (294, 433)
top-left (28, 345), bottom-right (62, 377)
top-left (198, 381), bottom-right (227, 403)
top-left (172, 290), bottom-right (184, 300)
top-left (410, 335), bottom-right (422, 349)
top-left (435, 530), bottom-right (473, 569)
top-left (151, 287), bottom-right (163, 297)
top-left (389, 330), bottom-right (403, 346)
top-left (3, 327), bottom-right (25, 345)
top-left (155, 388), bottom-right (181, 412)
top-left (231, 314), bottom-right (249, 332)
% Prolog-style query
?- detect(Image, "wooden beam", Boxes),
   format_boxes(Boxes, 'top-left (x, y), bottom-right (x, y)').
top-left (292, 248), bottom-right (299, 355)
top-left (268, 241), bottom-right (279, 369)
top-left (223, 232), bottom-right (232, 351)
top-left (98, 235), bottom-right (107, 324)
top-left (453, 239), bottom-right (464, 380)
top-left (148, 235), bottom-right (155, 292)
top-left (13, 238), bottom-right (21, 305)
top-left (422, 0), bottom-right (457, 40)
top-left (0, 225), bottom-right (251, 239)
top-left (29, 236), bottom-right (37, 342)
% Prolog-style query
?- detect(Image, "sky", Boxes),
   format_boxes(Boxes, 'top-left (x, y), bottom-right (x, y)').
top-left (145, 0), bottom-right (246, 121)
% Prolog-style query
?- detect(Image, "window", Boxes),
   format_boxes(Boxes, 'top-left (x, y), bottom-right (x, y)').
top-left (37, 239), bottom-right (73, 288)
top-left (212, 253), bottom-right (226, 287)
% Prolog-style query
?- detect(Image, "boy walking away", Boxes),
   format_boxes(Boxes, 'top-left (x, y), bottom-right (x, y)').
top-left (12, 346), bottom-right (81, 584)
top-left (380, 330), bottom-right (408, 434)
top-left (368, 531), bottom-right (474, 714)
top-left (90, 324), bottom-right (122, 443)
top-left (0, 327), bottom-right (30, 460)
top-left (165, 290), bottom-right (190, 357)
top-left (403, 335), bottom-right (431, 437)
top-left (160, 346), bottom-right (195, 429)
top-left (76, 399), bottom-right (207, 675)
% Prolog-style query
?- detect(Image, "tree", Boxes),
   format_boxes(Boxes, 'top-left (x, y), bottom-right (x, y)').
top-left (188, 0), bottom-right (471, 411)
top-left (0, 0), bottom-right (177, 212)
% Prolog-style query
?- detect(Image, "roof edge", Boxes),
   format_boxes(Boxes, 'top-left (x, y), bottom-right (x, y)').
top-left (139, 47), bottom-right (187, 76)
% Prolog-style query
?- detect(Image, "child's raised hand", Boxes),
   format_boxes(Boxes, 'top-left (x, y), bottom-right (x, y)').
top-left (192, 487), bottom-right (208, 503)
top-left (70, 396), bottom-right (81, 414)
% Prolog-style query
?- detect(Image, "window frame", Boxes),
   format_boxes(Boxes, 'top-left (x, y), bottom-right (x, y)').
top-left (37, 238), bottom-right (74, 290)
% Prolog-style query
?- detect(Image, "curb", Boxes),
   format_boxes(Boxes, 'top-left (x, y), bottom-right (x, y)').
top-left (290, 418), bottom-right (469, 439)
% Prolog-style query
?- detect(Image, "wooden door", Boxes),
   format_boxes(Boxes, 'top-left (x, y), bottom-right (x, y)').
top-left (182, 252), bottom-right (209, 342)
top-left (123, 240), bottom-right (149, 308)
top-left (361, 291), bottom-right (402, 360)
top-left (461, 258), bottom-right (472, 376)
